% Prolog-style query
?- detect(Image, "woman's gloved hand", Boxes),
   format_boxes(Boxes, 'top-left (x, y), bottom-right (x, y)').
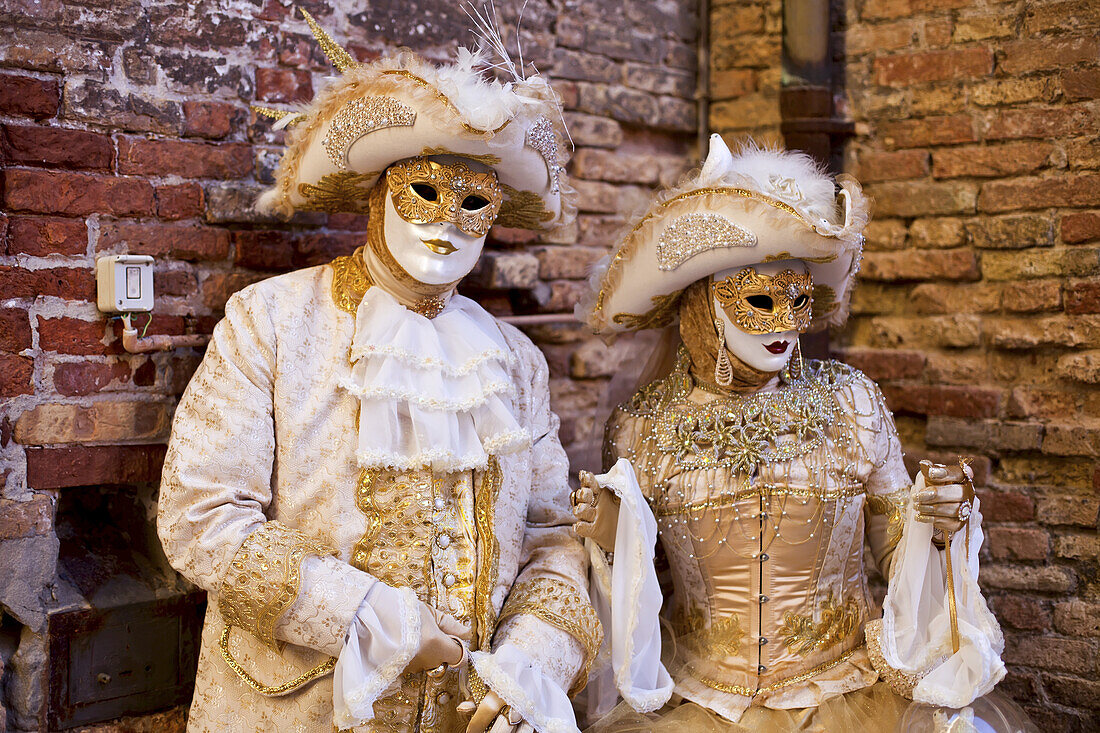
top-left (571, 470), bottom-right (620, 554)
top-left (916, 459), bottom-right (976, 536)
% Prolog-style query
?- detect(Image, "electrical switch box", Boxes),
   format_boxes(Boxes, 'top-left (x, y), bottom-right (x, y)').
top-left (96, 255), bottom-right (154, 313)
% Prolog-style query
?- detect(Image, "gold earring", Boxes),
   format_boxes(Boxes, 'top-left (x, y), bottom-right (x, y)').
top-left (714, 318), bottom-right (733, 387)
top-left (790, 338), bottom-right (804, 380)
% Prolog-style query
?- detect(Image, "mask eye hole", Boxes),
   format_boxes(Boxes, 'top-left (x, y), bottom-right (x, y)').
top-left (746, 294), bottom-right (773, 311)
top-left (793, 294), bottom-right (810, 308)
top-left (411, 183), bottom-right (438, 201)
top-left (461, 194), bottom-right (490, 211)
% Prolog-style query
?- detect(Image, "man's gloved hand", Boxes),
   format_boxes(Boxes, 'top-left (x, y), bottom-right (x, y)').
top-left (402, 603), bottom-right (469, 675)
top-left (465, 689), bottom-right (533, 733)
top-left (571, 469), bottom-right (620, 554)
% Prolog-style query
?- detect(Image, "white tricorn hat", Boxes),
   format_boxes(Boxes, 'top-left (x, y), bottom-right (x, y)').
top-left (576, 134), bottom-right (869, 334)
top-left (254, 9), bottom-right (574, 231)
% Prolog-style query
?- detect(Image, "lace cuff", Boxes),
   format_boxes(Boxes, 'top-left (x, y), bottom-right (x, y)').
top-left (217, 521), bottom-right (334, 649)
top-left (498, 578), bottom-right (603, 695)
top-left (472, 644), bottom-right (580, 733)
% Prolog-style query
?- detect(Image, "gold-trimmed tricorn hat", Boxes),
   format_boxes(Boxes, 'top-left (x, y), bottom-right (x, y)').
top-left (254, 8), bottom-right (574, 231)
top-left (576, 134), bottom-right (869, 335)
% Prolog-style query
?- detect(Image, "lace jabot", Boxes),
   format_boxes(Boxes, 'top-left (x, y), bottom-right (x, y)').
top-left (339, 285), bottom-right (530, 472)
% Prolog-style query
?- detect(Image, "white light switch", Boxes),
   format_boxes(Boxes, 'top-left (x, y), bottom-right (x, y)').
top-left (96, 255), bottom-right (154, 313)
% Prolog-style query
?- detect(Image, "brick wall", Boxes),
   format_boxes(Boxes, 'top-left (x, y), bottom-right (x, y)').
top-left (0, 1), bottom-right (697, 729)
top-left (839, 0), bottom-right (1100, 729)
top-left (709, 0), bottom-right (784, 146)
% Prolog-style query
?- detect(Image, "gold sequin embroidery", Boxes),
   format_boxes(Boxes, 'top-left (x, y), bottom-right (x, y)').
top-left (690, 645), bottom-right (862, 698)
top-left (322, 95), bottom-right (416, 169)
top-left (217, 521), bottom-right (334, 650)
top-left (657, 213), bottom-right (756, 271)
top-left (779, 595), bottom-right (862, 656)
top-left (867, 487), bottom-right (909, 550)
top-left (611, 290), bottom-right (683, 331)
top-left (330, 247), bottom-right (373, 315)
top-left (499, 578), bottom-right (604, 696)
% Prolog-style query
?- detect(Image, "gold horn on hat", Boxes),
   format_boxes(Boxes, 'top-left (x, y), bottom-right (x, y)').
top-left (299, 6), bottom-right (356, 72)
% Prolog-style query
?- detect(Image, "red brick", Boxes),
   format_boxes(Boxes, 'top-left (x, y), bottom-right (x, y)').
top-left (986, 105), bottom-right (1100, 141)
top-left (255, 67), bottom-right (313, 103)
top-left (980, 175), bottom-right (1100, 213)
top-left (233, 230), bottom-right (296, 270)
top-left (52, 360), bottom-right (136, 396)
top-left (881, 383), bottom-right (1002, 418)
top-left (98, 221), bottom-right (230, 261)
top-left (977, 489), bottom-right (1036, 522)
top-left (154, 268), bottom-right (198, 297)
top-left (294, 232), bottom-right (361, 268)
top-left (1066, 277), bottom-right (1100, 314)
top-left (861, 249), bottom-right (980, 281)
top-left (879, 115), bottom-right (975, 149)
top-left (1062, 212), bottom-right (1100, 244)
top-left (856, 149), bottom-right (929, 182)
top-left (1043, 674), bottom-right (1100, 711)
top-left (839, 348), bottom-right (927, 380)
top-left (0, 266), bottom-right (94, 301)
top-left (873, 47), bottom-right (993, 87)
top-left (991, 594), bottom-right (1051, 631)
top-left (202, 271), bottom-right (266, 310)
top-left (182, 100), bottom-right (243, 139)
top-left (989, 527), bottom-right (1051, 561)
top-left (0, 495), bottom-right (53, 540)
top-left (0, 72), bottom-right (59, 119)
top-left (25, 443), bottom-right (167, 489)
top-left (6, 216), bottom-right (86, 256)
top-left (37, 316), bottom-right (117, 355)
top-left (0, 308), bottom-right (32, 353)
top-left (3, 168), bottom-right (155, 217)
top-left (0, 354), bottom-right (34, 397)
top-left (1062, 68), bottom-right (1100, 103)
top-left (932, 142), bottom-right (1054, 179)
top-left (1005, 636), bottom-right (1096, 676)
top-left (117, 137), bottom-right (252, 179)
top-left (1, 124), bottom-right (114, 170)
top-left (1054, 601), bottom-right (1100, 637)
top-left (1001, 37), bottom-right (1100, 75)
top-left (156, 183), bottom-right (204, 220)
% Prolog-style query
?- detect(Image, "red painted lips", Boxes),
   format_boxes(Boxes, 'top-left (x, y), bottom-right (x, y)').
top-left (764, 340), bottom-right (790, 354)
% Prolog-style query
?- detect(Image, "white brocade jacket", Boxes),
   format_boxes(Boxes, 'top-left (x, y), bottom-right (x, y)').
top-left (158, 252), bottom-right (600, 732)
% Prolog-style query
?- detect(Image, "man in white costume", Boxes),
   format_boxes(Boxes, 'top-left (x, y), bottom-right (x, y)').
top-left (157, 11), bottom-right (599, 733)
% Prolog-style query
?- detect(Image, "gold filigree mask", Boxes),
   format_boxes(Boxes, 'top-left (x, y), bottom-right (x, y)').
top-left (386, 157), bottom-right (503, 237)
top-left (712, 266), bottom-right (814, 335)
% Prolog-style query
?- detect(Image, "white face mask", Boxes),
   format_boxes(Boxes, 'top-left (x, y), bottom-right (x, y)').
top-left (382, 193), bottom-right (488, 285)
top-left (713, 259), bottom-right (809, 373)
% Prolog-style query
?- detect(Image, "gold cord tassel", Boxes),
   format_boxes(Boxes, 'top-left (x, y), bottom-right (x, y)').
top-left (299, 7), bottom-right (356, 72)
top-left (714, 318), bottom-right (733, 387)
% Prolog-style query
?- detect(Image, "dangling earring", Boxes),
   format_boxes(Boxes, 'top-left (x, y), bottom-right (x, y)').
top-left (714, 318), bottom-right (733, 387)
top-left (790, 337), bottom-right (804, 380)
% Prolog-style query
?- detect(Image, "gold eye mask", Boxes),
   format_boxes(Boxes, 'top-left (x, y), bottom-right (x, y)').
top-left (712, 266), bottom-right (814, 335)
top-left (386, 157), bottom-right (503, 237)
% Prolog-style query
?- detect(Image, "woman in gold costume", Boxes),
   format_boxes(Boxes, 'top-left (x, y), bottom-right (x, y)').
top-left (569, 136), bottom-right (1023, 732)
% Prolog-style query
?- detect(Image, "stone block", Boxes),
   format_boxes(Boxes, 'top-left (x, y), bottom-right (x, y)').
top-left (0, 495), bottom-right (53, 540)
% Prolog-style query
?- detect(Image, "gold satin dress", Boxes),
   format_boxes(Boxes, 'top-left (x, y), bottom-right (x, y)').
top-left (596, 349), bottom-right (913, 731)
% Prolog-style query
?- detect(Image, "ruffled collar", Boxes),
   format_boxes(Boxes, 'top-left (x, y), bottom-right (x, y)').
top-left (338, 285), bottom-right (529, 472)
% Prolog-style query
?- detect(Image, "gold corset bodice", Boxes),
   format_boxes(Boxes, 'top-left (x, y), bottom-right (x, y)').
top-left (606, 354), bottom-right (910, 704)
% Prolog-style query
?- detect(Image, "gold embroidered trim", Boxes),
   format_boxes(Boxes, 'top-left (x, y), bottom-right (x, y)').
top-left (218, 625), bottom-right (336, 697)
top-left (867, 487), bottom-right (909, 549)
top-left (350, 468), bottom-right (383, 572)
top-left (690, 645), bottom-right (861, 698)
top-left (779, 595), bottom-right (861, 656)
top-left (474, 456), bottom-right (502, 651)
top-left (299, 171), bottom-right (377, 213)
top-left (654, 482), bottom-right (865, 517)
top-left (676, 607), bottom-right (745, 659)
top-left (217, 522), bottom-right (334, 650)
top-left (300, 7), bottom-right (356, 72)
top-left (865, 619), bottom-right (917, 700)
top-left (497, 184), bottom-right (555, 230)
top-left (611, 290), bottom-right (683, 331)
top-left (330, 248), bottom-right (373, 315)
top-left (380, 69), bottom-right (512, 136)
top-left (499, 578), bottom-right (604, 696)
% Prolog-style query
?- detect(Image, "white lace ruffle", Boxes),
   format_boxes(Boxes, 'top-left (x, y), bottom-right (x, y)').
top-left (877, 476), bottom-right (1005, 708)
top-left (587, 459), bottom-right (674, 715)
top-left (471, 644), bottom-right (580, 733)
top-left (343, 287), bottom-right (529, 472)
top-left (333, 584), bottom-right (421, 728)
